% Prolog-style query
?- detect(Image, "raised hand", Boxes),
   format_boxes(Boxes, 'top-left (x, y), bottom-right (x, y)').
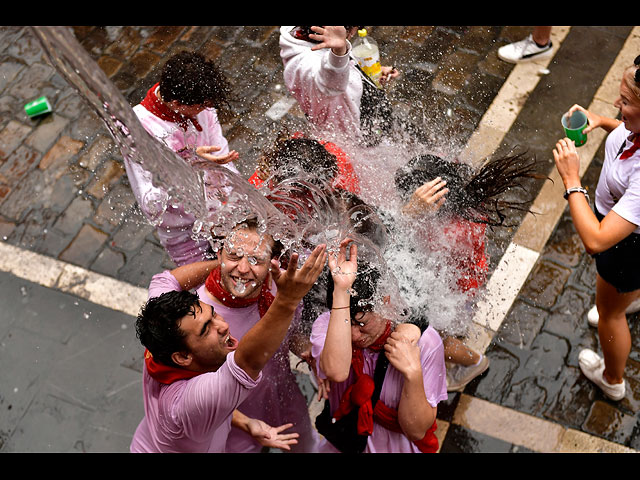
top-left (402, 177), bottom-right (449, 216)
top-left (328, 237), bottom-right (358, 291)
top-left (271, 244), bottom-right (327, 304)
top-left (309, 26), bottom-right (349, 56)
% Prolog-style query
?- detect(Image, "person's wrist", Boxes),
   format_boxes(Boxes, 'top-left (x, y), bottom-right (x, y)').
top-left (562, 177), bottom-right (582, 190)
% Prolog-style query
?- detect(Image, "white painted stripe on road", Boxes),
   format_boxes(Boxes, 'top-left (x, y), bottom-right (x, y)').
top-left (453, 394), bottom-right (637, 453)
top-left (0, 241), bottom-right (147, 318)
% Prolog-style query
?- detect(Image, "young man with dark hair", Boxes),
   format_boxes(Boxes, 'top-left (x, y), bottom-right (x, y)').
top-left (130, 236), bottom-right (327, 453)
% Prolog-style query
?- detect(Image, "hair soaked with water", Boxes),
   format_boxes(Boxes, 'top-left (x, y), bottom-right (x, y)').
top-left (159, 51), bottom-right (231, 108)
top-left (135, 290), bottom-right (201, 367)
top-left (394, 152), bottom-right (546, 227)
top-left (258, 133), bottom-right (339, 187)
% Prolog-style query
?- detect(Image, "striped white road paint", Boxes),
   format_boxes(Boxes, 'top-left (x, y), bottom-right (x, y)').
top-left (3, 26), bottom-right (640, 453)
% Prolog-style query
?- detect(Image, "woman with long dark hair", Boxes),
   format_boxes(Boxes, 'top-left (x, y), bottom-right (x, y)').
top-left (394, 151), bottom-right (544, 391)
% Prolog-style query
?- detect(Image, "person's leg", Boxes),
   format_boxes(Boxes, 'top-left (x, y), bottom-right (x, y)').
top-left (443, 336), bottom-right (480, 366)
top-left (595, 274), bottom-right (637, 384)
top-left (531, 26), bottom-right (552, 47)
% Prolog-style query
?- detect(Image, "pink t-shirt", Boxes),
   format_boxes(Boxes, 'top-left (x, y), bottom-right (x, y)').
top-left (310, 311), bottom-right (448, 453)
top-left (195, 281), bottom-right (319, 453)
top-left (124, 101), bottom-right (239, 266)
top-left (130, 271), bottom-right (261, 453)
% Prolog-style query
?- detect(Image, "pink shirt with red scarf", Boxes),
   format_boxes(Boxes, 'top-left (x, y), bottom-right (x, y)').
top-left (130, 270), bottom-right (261, 453)
top-left (125, 83), bottom-right (239, 266)
top-left (310, 311), bottom-right (448, 453)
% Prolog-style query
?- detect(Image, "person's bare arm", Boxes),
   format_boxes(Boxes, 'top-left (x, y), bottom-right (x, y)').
top-left (169, 260), bottom-right (219, 291)
top-left (319, 239), bottom-right (357, 382)
top-left (553, 138), bottom-right (637, 254)
top-left (384, 332), bottom-right (436, 441)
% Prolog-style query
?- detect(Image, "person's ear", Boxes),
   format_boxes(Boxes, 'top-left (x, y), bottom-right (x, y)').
top-left (171, 351), bottom-right (192, 368)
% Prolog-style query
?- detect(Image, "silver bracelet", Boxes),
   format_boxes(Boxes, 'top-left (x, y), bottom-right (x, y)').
top-left (563, 186), bottom-right (590, 203)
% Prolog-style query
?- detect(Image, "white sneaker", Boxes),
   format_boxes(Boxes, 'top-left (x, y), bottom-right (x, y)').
top-left (587, 297), bottom-right (640, 327)
top-left (578, 349), bottom-right (626, 401)
top-left (497, 35), bottom-right (553, 64)
top-left (446, 355), bottom-right (490, 392)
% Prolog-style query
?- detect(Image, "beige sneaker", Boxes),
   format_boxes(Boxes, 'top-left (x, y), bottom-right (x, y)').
top-left (446, 355), bottom-right (490, 392)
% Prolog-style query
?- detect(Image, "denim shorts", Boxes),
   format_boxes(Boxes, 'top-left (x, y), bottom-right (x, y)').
top-left (593, 207), bottom-right (640, 293)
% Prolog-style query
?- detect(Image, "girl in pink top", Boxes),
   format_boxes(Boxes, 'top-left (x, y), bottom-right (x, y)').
top-left (311, 239), bottom-right (448, 453)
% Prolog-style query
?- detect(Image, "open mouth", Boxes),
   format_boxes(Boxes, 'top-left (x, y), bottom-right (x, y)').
top-left (230, 275), bottom-right (256, 294)
top-left (224, 333), bottom-right (238, 350)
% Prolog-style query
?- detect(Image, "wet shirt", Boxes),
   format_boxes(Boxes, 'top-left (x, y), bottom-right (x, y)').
top-left (130, 271), bottom-right (261, 453)
top-left (195, 281), bottom-right (319, 453)
top-left (596, 123), bottom-right (640, 234)
top-left (310, 311), bottom-right (448, 453)
top-left (123, 89), bottom-right (239, 266)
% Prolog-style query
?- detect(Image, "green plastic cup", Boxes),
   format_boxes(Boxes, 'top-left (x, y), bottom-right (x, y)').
top-left (24, 96), bottom-right (52, 118)
top-left (561, 110), bottom-right (588, 146)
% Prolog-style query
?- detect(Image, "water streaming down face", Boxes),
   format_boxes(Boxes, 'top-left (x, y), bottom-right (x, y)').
top-left (31, 26), bottom-right (479, 337)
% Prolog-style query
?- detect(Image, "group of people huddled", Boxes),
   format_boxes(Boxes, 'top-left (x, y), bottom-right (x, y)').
top-left (125, 26), bottom-right (640, 453)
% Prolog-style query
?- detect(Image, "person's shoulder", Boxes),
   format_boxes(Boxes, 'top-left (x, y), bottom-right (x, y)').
top-left (419, 325), bottom-right (444, 352)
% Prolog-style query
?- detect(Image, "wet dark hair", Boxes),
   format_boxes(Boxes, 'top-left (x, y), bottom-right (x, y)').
top-left (261, 136), bottom-right (339, 188)
top-left (159, 51), bottom-right (230, 107)
top-left (135, 290), bottom-right (200, 367)
top-left (394, 152), bottom-right (545, 227)
top-left (213, 215), bottom-right (284, 261)
top-left (295, 26), bottom-right (365, 43)
top-left (325, 259), bottom-right (381, 320)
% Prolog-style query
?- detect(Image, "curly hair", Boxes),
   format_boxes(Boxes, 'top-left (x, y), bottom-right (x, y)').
top-left (394, 152), bottom-right (546, 227)
top-left (159, 51), bottom-right (231, 108)
top-left (256, 134), bottom-right (339, 188)
top-left (135, 290), bottom-right (201, 367)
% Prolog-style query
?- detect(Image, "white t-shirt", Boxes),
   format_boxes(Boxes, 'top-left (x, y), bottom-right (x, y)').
top-left (595, 124), bottom-right (640, 234)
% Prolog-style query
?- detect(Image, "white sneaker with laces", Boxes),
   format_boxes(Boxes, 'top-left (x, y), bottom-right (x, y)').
top-left (578, 349), bottom-right (626, 401)
top-left (587, 297), bottom-right (640, 327)
top-left (497, 34), bottom-right (553, 64)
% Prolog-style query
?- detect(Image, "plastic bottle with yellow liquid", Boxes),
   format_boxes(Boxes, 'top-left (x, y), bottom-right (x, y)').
top-left (351, 28), bottom-right (382, 88)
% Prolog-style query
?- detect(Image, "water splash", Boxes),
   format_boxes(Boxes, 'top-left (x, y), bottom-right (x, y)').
top-left (30, 26), bottom-right (481, 335)
top-left (30, 26), bottom-right (298, 253)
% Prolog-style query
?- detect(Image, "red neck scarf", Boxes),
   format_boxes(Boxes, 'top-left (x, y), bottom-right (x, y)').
top-left (620, 134), bottom-right (640, 160)
top-left (331, 320), bottom-right (439, 452)
top-left (204, 266), bottom-right (275, 318)
top-left (144, 349), bottom-right (201, 385)
top-left (331, 321), bottom-right (392, 435)
top-left (140, 82), bottom-right (203, 132)
top-left (373, 401), bottom-right (439, 453)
